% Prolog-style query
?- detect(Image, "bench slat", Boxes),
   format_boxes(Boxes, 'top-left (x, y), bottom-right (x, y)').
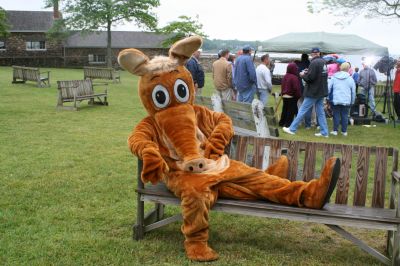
top-left (354, 146), bottom-right (370, 206)
top-left (335, 145), bottom-right (353, 204)
top-left (235, 136), bottom-right (248, 162)
top-left (253, 137), bottom-right (266, 169)
top-left (302, 142), bottom-right (317, 181)
top-left (268, 139), bottom-right (282, 165)
top-left (287, 141), bottom-right (299, 181)
top-left (372, 147), bottom-right (388, 208)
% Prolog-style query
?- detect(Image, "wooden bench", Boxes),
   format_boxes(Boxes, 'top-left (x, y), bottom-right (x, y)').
top-left (57, 79), bottom-right (108, 111)
top-left (195, 95), bottom-right (279, 138)
top-left (133, 135), bottom-right (400, 265)
top-left (83, 66), bottom-right (120, 83)
top-left (12, 65), bottom-right (50, 87)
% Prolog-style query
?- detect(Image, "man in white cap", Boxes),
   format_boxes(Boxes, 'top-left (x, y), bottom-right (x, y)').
top-left (234, 45), bottom-right (257, 103)
top-left (186, 48), bottom-right (205, 95)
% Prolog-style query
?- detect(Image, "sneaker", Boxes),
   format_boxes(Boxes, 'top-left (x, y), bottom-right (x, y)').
top-left (330, 131), bottom-right (338, 136)
top-left (315, 133), bottom-right (329, 138)
top-left (341, 132), bottom-right (348, 136)
top-left (283, 127), bottom-right (295, 135)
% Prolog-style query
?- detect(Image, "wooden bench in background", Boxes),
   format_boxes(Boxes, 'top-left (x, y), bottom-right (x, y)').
top-left (57, 79), bottom-right (108, 111)
top-left (83, 66), bottom-right (120, 83)
top-left (195, 95), bottom-right (279, 138)
top-left (133, 135), bottom-right (400, 265)
top-left (12, 65), bottom-right (50, 87)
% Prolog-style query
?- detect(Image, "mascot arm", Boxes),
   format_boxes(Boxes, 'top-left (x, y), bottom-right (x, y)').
top-left (128, 118), bottom-right (169, 184)
top-left (195, 105), bottom-right (234, 159)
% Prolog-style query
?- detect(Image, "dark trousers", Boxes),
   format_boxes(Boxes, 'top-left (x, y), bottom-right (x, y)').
top-left (279, 97), bottom-right (298, 127)
top-left (394, 93), bottom-right (400, 120)
top-left (332, 105), bottom-right (350, 133)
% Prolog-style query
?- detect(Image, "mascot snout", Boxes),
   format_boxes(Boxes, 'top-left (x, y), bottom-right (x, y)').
top-left (154, 104), bottom-right (207, 172)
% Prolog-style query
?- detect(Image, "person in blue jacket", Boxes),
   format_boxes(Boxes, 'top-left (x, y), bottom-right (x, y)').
top-left (328, 62), bottom-right (356, 136)
top-left (186, 49), bottom-right (205, 95)
top-left (234, 45), bottom-right (257, 103)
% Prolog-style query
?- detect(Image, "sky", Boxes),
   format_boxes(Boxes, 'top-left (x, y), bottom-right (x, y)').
top-left (1, 0), bottom-right (400, 54)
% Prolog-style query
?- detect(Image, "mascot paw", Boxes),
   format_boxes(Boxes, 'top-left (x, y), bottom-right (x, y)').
top-left (141, 148), bottom-right (169, 184)
top-left (202, 140), bottom-right (224, 159)
top-left (184, 241), bottom-right (219, 262)
top-left (301, 157), bottom-right (341, 209)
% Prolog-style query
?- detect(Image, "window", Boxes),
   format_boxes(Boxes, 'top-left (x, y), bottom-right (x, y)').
top-left (0, 41), bottom-right (5, 50)
top-left (88, 54), bottom-right (106, 64)
top-left (26, 41), bottom-right (46, 50)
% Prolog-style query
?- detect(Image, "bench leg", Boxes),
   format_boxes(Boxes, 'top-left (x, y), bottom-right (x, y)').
top-left (327, 224), bottom-right (391, 265)
top-left (392, 225), bottom-right (400, 265)
top-left (133, 192), bottom-right (146, 240)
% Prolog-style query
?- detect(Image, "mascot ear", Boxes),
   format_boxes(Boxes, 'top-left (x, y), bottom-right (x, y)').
top-left (118, 48), bottom-right (149, 76)
top-left (169, 35), bottom-right (203, 65)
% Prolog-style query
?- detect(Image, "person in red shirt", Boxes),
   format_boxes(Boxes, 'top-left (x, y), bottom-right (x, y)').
top-left (393, 59), bottom-right (400, 122)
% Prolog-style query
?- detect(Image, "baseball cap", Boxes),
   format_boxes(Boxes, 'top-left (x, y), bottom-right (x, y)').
top-left (311, 47), bottom-right (320, 53)
top-left (242, 45), bottom-right (253, 52)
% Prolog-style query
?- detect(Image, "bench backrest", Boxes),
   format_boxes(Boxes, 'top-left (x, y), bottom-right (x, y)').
top-left (228, 135), bottom-right (398, 208)
top-left (12, 66), bottom-right (40, 81)
top-left (84, 67), bottom-right (114, 80)
top-left (57, 80), bottom-right (94, 99)
top-left (195, 96), bottom-right (279, 137)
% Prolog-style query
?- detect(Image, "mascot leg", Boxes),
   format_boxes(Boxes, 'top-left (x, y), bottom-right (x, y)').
top-left (219, 157), bottom-right (340, 209)
top-left (167, 174), bottom-right (219, 262)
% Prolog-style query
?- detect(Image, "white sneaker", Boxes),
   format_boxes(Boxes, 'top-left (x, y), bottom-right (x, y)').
top-left (341, 132), bottom-right (348, 136)
top-left (283, 127), bottom-right (295, 135)
top-left (330, 131), bottom-right (338, 136)
top-left (315, 133), bottom-right (328, 138)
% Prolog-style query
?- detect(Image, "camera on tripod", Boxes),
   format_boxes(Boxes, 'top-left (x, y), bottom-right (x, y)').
top-left (374, 56), bottom-right (397, 74)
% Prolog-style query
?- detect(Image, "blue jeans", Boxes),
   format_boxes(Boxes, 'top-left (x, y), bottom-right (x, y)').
top-left (257, 89), bottom-right (269, 106)
top-left (332, 105), bottom-right (350, 133)
top-left (289, 97), bottom-right (329, 136)
top-left (238, 86), bottom-right (257, 103)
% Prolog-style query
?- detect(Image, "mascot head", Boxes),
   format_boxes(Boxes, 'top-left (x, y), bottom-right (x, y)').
top-left (118, 36), bottom-right (202, 117)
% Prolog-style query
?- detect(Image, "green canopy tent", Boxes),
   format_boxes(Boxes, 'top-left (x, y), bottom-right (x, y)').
top-left (261, 32), bottom-right (388, 56)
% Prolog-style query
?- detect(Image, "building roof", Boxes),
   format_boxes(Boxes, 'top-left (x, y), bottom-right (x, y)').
top-left (65, 31), bottom-right (168, 49)
top-left (6, 10), bottom-right (54, 32)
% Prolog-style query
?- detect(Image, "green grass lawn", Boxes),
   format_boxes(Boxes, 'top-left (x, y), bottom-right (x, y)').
top-left (1, 66), bottom-right (399, 265)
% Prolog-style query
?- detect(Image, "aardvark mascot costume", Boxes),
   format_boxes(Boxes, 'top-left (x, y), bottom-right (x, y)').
top-left (118, 36), bottom-right (340, 262)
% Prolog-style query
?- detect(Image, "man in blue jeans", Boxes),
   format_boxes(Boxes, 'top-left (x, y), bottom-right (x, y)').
top-left (283, 47), bottom-right (329, 137)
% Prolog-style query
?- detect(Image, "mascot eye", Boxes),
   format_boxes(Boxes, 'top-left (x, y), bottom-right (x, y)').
top-left (151, 85), bottom-right (170, 109)
top-left (173, 79), bottom-right (189, 103)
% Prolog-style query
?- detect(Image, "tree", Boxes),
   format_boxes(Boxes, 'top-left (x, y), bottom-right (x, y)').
top-left (307, 0), bottom-right (400, 25)
top-left (61, 0), bottom-right (159, 67)
top-left (157, 15), bottom-right (207, 47)
top-left (0, 7), bottom-right (10, 37)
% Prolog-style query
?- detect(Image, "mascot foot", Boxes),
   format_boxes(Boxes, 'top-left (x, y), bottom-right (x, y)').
top-left (301, 157), bottom-right (341, 209)
top-left (265, 155), bottom-right (289, 178)
top-left (184, 241), bottom-right (219, 262)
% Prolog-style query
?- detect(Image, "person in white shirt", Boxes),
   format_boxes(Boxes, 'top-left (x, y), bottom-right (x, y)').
top-left (256, 54), bottom-right (272, 105)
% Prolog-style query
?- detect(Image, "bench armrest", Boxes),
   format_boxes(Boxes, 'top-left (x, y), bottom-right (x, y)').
top-left (392, 171), bottom-right (400, 183)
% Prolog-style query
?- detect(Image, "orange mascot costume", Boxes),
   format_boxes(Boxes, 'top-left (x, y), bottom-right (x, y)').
top-left (118, 36), bottom-right (340, 262)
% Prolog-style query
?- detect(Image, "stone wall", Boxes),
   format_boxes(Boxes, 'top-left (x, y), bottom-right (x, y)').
top-left (0, 33), bottom-right (64, 67)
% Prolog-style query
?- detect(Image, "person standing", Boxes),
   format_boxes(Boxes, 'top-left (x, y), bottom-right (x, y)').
top-left (212, 49), bottom-right (234, 100)
top-left (234, 45), bottom-right (257, 103)
top-left (328, 62), bottom-right (356, 136)
top-left (256, 54), bottom-right (273, 105)
top-left (283, 47), bottom-right (329, 137)
top-left (393, 59), bottom-right (400, 122)
top-left (279, 63), bottom-right (302, 127)
top-left (352, 67), bottom-right (360, 93)
top-left (358, 61), bottom-right (377, 114)
top-left (186, 49), bottom-right (205, 96)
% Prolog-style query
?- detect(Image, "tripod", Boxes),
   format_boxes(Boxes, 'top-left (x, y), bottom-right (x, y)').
top-left (375, 69), bottom-right (396, 127)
